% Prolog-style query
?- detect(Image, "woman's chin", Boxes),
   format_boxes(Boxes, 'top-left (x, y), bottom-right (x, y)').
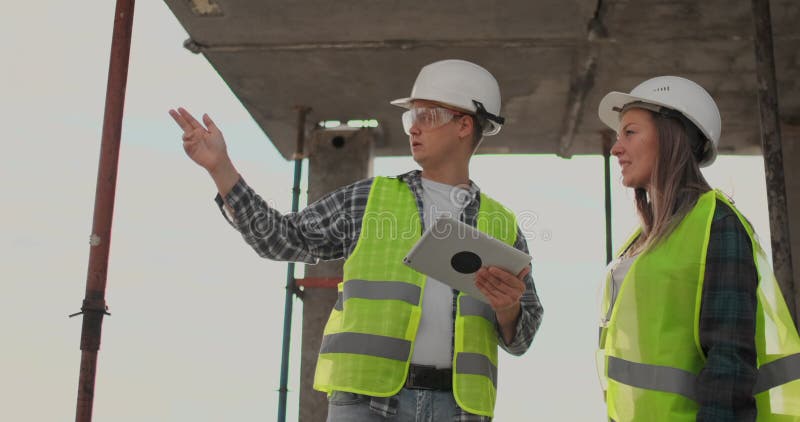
top-left (620, 177), bottom-right (637, 189)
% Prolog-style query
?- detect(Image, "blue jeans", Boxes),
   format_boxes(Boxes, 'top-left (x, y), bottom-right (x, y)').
top-left (326, 388), bottom-right (460, 421)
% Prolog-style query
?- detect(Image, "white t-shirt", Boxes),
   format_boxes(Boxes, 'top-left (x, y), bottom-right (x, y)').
top-left (410, 177), bottom-right (471, 368)
top-left (606, 253), bottom-right (637, 322)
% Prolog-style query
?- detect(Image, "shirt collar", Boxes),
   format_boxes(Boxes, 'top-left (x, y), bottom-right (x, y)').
top-left (397, 170), bottom-right (481, 202)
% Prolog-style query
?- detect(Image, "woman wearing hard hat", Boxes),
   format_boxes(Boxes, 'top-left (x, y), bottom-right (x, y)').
top-left (595, 76), bottom-right (800, 421)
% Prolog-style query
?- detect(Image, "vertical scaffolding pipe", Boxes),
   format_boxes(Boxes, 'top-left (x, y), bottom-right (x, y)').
top-left (602, 131), bottom-right (614, 264)
top-left (278, 106), bottom-right (311, 422)
top-left (751, 0), bottom-right (798, 323)
top-left (74, 1), bottom-right (135, 421)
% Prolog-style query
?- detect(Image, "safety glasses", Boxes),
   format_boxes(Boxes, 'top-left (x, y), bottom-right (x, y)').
top-left (401, 107), bottom-right (464, 135)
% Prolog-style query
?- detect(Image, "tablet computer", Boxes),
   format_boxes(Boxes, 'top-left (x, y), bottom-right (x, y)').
top-left (402, 215), bottom-right (531, 304)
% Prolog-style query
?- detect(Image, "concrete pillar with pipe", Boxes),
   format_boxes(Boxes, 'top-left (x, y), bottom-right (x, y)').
top-left (297, 127), bottom-right (375, 422)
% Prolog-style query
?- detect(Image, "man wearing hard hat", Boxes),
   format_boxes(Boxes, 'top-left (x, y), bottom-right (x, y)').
top-left (169, 59), bottom-right (543, 421)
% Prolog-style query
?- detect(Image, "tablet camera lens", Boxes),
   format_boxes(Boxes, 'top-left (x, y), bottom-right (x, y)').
top-left (451, 251), bottom-right (482, 274)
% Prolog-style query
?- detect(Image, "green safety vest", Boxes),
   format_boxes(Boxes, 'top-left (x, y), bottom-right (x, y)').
top-left (598, 190), bottom-right (800, 421)
top-left (313, 176), bottom-right (518, 417)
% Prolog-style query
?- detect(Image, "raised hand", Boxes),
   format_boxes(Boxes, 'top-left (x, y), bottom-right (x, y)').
top-left (168, 107), bottom-right (229, 173)
top-left (168, 107), bottom-right (239, 196)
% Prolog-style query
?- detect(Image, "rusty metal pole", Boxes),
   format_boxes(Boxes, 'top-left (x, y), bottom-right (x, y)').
top-left (278, 106), bottom-right (311, 422)
top-left (74, 1), bottom-right (135, 421)
top-left (602, 131), bottom-right (614, 264)
top-left (751, 0), bottom-right (798, 324)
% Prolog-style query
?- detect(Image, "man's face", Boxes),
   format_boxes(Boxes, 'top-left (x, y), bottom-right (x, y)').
top-left (406, 100), bottom-right (470, 168)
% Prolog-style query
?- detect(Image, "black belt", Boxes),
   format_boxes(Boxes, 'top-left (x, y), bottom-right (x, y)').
top-left (405, 364), bottom-right (453, 391)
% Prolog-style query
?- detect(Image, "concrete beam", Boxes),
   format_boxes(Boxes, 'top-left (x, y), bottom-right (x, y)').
top-left (557, 53), bottom-right (597, 158)
top-left (299, 128), bottom-right (375, 422)
top-left (182, 34), bottom-right (800, 54)
top-left (557, 0), bottom-right (605, 158)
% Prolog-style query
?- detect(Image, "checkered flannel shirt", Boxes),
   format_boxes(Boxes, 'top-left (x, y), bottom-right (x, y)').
top-left (696, 200), bottom-right (759, 421)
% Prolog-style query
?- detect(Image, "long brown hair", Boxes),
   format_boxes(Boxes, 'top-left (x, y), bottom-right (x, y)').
top-left (628, 108), bottom-right (712, 256)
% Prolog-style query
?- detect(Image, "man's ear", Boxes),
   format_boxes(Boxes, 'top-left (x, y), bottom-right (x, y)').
top-left (458, 115), bottom-right (475, 140)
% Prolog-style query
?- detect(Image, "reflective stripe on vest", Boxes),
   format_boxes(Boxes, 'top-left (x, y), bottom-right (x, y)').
top-left (753, 353), bottom-right (800, 395)
top-left (456, 352), bottom-right (498, 388)
top-left (608, 353), bottom-right (800, 403)
top-left (320, 332), bottom-right (412, 362)
top-left (607, 356), bottom-right (698, 402)
top-left (459, 295), bottom-right (496, 325)
top-left (334, 280), bottom-right (422, 311)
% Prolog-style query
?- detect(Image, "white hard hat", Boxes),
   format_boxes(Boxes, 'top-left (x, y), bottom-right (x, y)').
top-left (391, 59), bottom-right (505, 136)
top-left (598, 76), bottom-right (721, 167)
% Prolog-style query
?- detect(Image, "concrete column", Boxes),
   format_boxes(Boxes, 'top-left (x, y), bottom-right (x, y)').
top-left (751, 0), bottom-right (797, 325)
top-left (299, 128), bottom-right (375, 422)
top-left (782, 122), bottom-right (800, 326)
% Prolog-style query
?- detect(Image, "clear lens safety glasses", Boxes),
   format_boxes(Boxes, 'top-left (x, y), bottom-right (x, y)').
top-left (401, 107), bottom-right (463, 135)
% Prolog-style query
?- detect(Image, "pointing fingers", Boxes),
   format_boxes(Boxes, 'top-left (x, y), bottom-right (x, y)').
top-left (178, 107), bottom-right (204, 131)
top-left (168, 107), bottom-right (209, 134)
top-left (168, 108), bottom-right (192, 132)
top-left (202, 113), bottom-right (219, 133)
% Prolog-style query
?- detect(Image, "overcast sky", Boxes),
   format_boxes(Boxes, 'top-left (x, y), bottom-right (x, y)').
top-left (0, 1), bottom-right (772, 421)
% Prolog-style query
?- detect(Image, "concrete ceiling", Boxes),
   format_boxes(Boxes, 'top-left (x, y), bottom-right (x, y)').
top-left (164, 0), bottom-right (800, 160)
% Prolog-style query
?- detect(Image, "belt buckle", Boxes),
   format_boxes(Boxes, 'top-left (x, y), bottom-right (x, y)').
top-left (406, 364), bottom-right (434, 390)
top-left (406, 364), bottom-right (449, 390)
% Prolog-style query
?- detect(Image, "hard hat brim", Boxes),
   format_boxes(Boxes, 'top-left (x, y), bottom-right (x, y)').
top-left (597, 91), bottom-right (670, 133)
top-left (390, 97), bottom-right (413, 109)
top-left (598, 91), bottom-right (717, 167)
top-left (390, 97), bottom-right (473, 114)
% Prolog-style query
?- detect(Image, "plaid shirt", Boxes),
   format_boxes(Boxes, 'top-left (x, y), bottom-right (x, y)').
top-left (217, 169), bottom-right (543, 421)
top-left (696, 200), bottom-right (758, 421)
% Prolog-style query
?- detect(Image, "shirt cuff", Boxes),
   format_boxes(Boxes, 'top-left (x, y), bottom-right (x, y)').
top-left (214, 176), bottom-right (247, 225)
top-left (497, 306), bottom-right (527, 351)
